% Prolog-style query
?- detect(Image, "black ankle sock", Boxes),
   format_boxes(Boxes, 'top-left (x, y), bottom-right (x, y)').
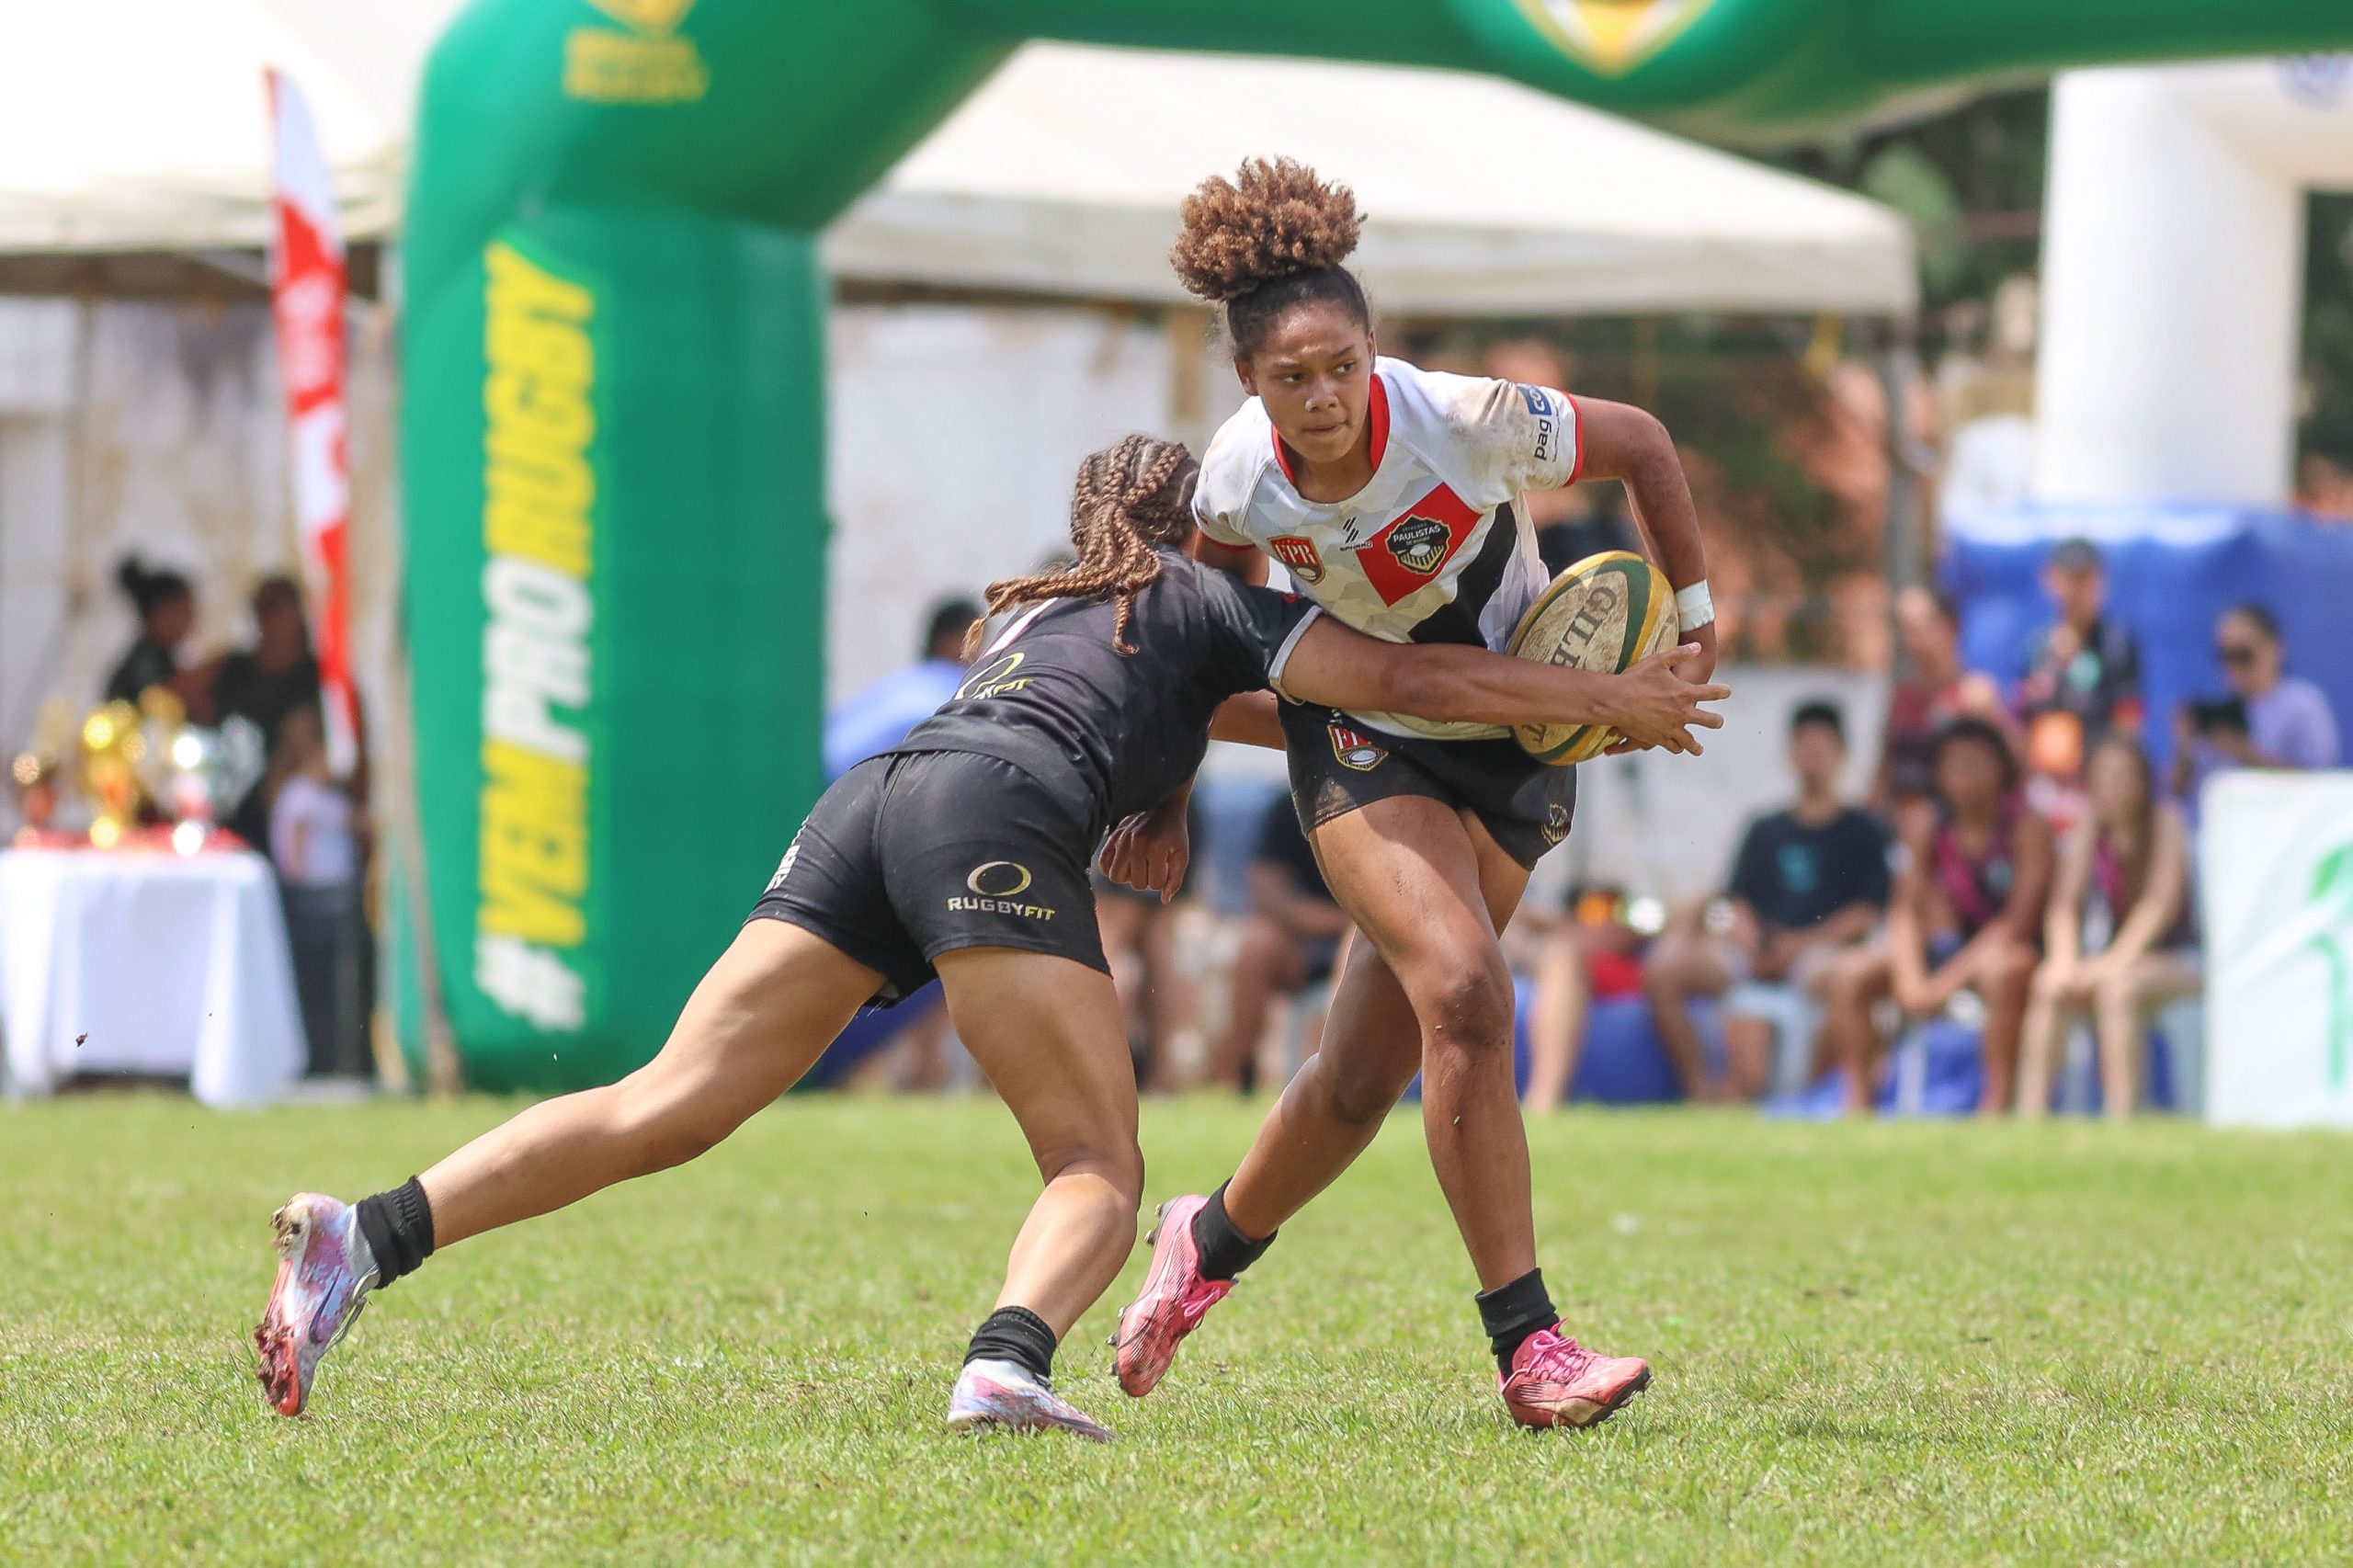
top-left (1189, 1182), bottom-right (1275, 1283)
top-left (354, 1177), bottom-right (435, 1289)
top-left (964, 1305), bottom-right (1058, 1383)
top-left (1476, 1267), bottom-right (1559, 1374)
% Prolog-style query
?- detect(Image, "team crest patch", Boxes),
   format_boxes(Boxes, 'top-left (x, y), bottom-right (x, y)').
top-left (1542, 802), bottom-right (1571, 847)
top-left (1270, 534), bottom-right (1326, 585)
top-left (1329, 722), bottom-right (1388, 772)
top-left (1385, 516), bottom-right (1453, 577)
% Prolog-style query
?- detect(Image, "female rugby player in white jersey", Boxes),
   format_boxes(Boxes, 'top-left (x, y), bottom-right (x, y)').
top-left (1113, 160), bottom-right (1720, 1429)
top-left (253, 436), bottom-right (1722, 1440)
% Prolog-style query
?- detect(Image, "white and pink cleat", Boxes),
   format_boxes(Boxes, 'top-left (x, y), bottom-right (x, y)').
top-left (1497, 1327), bottom-right (1651, 1429)
top-left (253, 1193), bottom-right (377, 1416)
top-left (947, 1359), bottom-right (1116, 1441)
top-left (1112, 1194), bottom-right (1234, 1398)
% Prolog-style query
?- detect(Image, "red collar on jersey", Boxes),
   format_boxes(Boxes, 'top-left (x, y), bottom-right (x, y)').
top-left (1271, 370), bottom-right (1390, 489)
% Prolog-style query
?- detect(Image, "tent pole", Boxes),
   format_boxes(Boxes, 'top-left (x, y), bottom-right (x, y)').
top-left (1877, 320), bottom-right (1927, 669)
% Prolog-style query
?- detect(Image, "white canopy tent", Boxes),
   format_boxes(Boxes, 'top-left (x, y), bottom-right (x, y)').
top-left (832, 46), bottom-right (1918, 317)
top-left (0, 8), bottom-right (1915, 317)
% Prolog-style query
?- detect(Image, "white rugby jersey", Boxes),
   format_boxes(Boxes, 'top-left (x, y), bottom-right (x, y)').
top-left (1193, 356), bottom-right (1582, 740)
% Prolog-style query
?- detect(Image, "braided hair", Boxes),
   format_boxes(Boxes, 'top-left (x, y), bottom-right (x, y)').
top-left (976, 436), bottom-right (1198, 657)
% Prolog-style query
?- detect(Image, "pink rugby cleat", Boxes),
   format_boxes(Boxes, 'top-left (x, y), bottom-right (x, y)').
top-left (947, 1358), bottom-right (1116, 1442)
top-left (1497, 1327), bottom-right (1652, 1429)
top-left (254, 1193), bottom-right (377, 1416)
top-left (1112, 1194), bottom-right (1233, 1397)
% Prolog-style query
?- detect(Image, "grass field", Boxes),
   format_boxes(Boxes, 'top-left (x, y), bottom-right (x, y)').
top-left (3, 1094), bottom-right (2348, 1565)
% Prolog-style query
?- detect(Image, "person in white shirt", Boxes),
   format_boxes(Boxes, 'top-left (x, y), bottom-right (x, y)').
top-left (269, 709), bottom-right (366, 1076)
top-left (1110, 158), bottom-right (1721, 1429)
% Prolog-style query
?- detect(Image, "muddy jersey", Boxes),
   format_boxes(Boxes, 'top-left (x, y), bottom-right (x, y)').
top-left (1193, 356), bottom-right (1582, 740)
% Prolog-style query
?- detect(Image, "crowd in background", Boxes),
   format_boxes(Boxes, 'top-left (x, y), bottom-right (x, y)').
top-left (107, 556), bottom-right (370, 1081)
top-left (831, 537), bottom-right (2338, 1119)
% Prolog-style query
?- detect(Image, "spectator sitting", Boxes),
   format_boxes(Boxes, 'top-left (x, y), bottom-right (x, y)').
top-left (1820, 717), bottom-right (2052, 1116)
top-left (1877, 585), bottom-right (2005, 824)
top-left (105, 555), bottom-right (198, 707)
top-left (2169, 602), bottom-right (2341, 815)
top-left (1208, 793), bottom-right (1350, 1093)
top-left (1641, 701), bottom-right (1892, 1102)
top-left (822, 597), bottom-right (982, 784)
top-left (1521, 887), bottom-right (1650, 1112)
top-left (2018, 734), bottom-right (2197, 1118)
top-left (2015, 537), bottom-right (2142, 826)
top-left (270, 708), bottom-right (369, 1077)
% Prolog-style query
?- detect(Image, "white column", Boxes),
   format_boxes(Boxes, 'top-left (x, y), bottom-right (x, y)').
top-left (2034, 68), bottom-right (2304, 506)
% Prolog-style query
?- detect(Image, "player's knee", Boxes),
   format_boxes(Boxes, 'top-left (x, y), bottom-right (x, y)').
top-left (1327, 1047), bottom-right (1415, 1128)
top-left (621, 1096), bottom-right (736, 1176)
top-left (1420, 955), bottom-right (1516, 1063)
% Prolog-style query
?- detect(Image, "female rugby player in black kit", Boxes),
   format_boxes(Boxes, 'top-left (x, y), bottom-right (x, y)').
top-left (253, 437), bottom-right (1723, 1440)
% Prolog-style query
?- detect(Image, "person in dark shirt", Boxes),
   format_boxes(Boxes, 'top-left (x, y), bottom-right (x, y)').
top-left (2016, 537), bottom-right (2141, 824)
top-left (104, 555), bottom-right (196, 706)
top-left (1642, 700), bottom-right (1891, 1100)
top-left (251, 434), bottom-right (1727, 1437)
top-left (1207, 793), bottom-right (1352, 1091)
top-left (192, 575), bottom-right (326, 852)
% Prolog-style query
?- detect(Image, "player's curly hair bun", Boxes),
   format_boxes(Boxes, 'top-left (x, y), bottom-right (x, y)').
top-left (1170, 157), bottom-right (1363, 304)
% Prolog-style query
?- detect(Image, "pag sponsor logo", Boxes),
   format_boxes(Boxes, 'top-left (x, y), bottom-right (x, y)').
top-left (1329, 722), bottom-right (1388, 772)
top-left (1385, 516), bottom-right (1453, 577)
top-left (958, 652), bottom-right (1031, 701)
top-left (947, 860), bottom-right (1057, 921)
top-left (1269, 534), bottom-right (1326, 585)
top-left (567, 0), bottom-right (707, 102)
top-left (1517, 383), bottom-right (1561, 465)
top-left (474, 239), bottom-right (597, 1032)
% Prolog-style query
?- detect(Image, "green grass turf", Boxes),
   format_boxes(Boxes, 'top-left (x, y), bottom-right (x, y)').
top-left (2, 1095), bottom-right (2348, 1565)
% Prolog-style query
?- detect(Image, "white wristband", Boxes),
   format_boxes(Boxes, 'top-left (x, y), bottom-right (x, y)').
top-left (1674, 579), bottom-right (1715, 632)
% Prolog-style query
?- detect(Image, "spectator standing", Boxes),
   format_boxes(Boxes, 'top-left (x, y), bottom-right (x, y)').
top-left (1642, 702), bottom-right (1892, 1101)
top-left (823, 597), bottom-right (981, 783)
top-left (2018, 735), bottom-right (2197, 1118)
top-left (1208, 793), bottom-right (1350, 1092)
top-left (105, 556), bottom-right (198, 706)
top-left (1878, 586), bottom-right (2003, 815)
top-left (1821, 718), bottom-right (2052, 1115)
top-left (2170, 603), bottom-right (2341, 813)
top-left (270, 708), bottom-right (369, 1077)
top-left (2016, 538), bottom-right (2142, 824)
top-left (193, 576), bottom-right (326, 853)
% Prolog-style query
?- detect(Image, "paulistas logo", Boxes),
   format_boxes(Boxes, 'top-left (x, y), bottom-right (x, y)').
top-left (1510, 0), bottom-right (1720, 75)
top-left (949, 861), bottom-right (1057, 921)
top-left (1385, 517), bottom-right (1452, 577)
top-left (567, 0), bottom-right (707, 102)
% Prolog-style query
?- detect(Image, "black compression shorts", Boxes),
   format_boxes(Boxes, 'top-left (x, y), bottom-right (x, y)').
top-left (1279, 700), bottom-right (1578, 871)
top-left (748, 751), bottom-right (1107, 1005)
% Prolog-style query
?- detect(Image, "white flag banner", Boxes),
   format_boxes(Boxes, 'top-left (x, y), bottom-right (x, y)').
top-left (266, 68), bottom-right (358, 778)
top-left (2201, 770), bottom-right (2353, 1129)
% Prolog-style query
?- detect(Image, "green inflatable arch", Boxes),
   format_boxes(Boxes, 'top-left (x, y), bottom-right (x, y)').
top-left (403, 0), bottom-right (2353, 1087)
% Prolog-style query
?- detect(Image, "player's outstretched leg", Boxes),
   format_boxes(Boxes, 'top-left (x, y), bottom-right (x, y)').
top-left (252, 920), bottom-right (876, 1415)
top-left (936, 948), bottom-right (1142, 1441)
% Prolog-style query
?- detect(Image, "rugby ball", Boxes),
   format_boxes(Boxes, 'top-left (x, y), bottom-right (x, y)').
top-left (1505, 551), bottom-right (1679, 766)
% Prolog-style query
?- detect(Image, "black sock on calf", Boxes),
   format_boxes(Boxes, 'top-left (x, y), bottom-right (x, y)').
top-left (1476, 1267), bottom-right (1559, 1374)
top-left (1189, 1181), bottom-right (1275, 1283)
top-left (964, 1305), bottom-right (1059, 1384)
top-left (354, 1176), bottom-right (436, 1289)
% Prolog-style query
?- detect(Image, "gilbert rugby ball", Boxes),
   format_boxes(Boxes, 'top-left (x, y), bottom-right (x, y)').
top-left (1504, 551), bottom-right (1678, 766)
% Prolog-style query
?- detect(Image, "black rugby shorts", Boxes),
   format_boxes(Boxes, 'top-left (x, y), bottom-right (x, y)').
top-left (749, 751), bottom-right (1106, 1005)
top-left (1279, 701), bottom-right (1578, 871)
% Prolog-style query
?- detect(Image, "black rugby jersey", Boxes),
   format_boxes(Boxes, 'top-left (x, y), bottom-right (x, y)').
top-left (889, 550), bottom-right (1320, 837)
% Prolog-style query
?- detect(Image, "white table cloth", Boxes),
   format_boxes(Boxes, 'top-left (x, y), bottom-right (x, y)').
top-left (0, 846), bottom-right (305, 1107)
